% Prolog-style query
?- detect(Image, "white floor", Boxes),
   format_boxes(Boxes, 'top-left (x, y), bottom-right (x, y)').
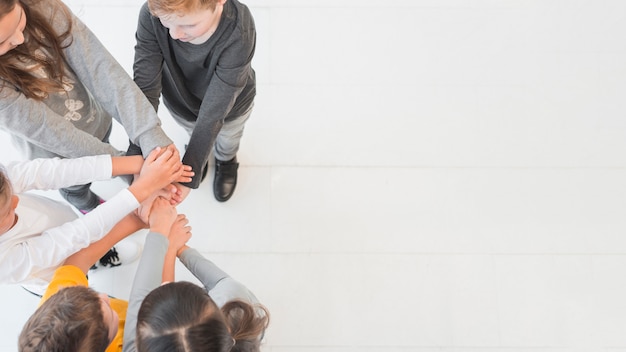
top-left (1, 0), bottom-right (626, 350)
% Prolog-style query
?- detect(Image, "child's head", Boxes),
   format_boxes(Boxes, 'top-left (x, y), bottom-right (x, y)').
top-left (0, 0), bottom-right (72, 99)
top-left (137, 281), bottom-right (269, 352)
top-left (148, 0), bottom-right (226, 44)
top-left (18, 286), bottom-right (118, 352)
top-left (0, 167), bottom-right (18, 234)
top-left (0, 0), bottom-right (25, 56)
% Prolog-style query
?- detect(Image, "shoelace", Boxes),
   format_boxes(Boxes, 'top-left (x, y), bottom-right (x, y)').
top-left (99, 248), bottom-right (121, 267)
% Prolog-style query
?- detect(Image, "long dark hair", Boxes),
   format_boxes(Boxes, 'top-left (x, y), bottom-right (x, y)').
top-left (0, 0), bottom-right (72, 100)
top-left (137, 281), bottom-right (270, 352)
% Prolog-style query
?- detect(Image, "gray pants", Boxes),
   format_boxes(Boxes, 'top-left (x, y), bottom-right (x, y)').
top-left (214, 104), bottom-right (253, 161)
top-left (176, 103), bottom-right (254, 162)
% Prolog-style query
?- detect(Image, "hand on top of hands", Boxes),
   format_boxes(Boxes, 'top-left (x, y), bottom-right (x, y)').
top-left (148, 196), bottom-right (178, 236)
top-left (130, 145), bottom-right (193, 204)
top-left (136, 185), bottom-right (178, 224)
top-left (137, 145), bottom-right (183, 188)
top-left (168, 214), bottom-right (192, 254)
top-left (171, 183), bottom-right (192, 205)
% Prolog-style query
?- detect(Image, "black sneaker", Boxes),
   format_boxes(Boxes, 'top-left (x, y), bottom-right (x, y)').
top-left (89, 242), bottom-right (141, 270)
top-left (91, 247), bottom-right (121, 270)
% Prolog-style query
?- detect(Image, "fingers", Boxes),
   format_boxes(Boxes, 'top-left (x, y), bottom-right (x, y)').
top-left (145, 146), bottom-right (162, 163)
top-left (168, 214), bottom-right (192, 247)
top-left (175, 214), bottom-right (188, 225)
top-left (149, 197), bottom-right (176, 223)
top-left (176, 165), bottom-right (194, 184)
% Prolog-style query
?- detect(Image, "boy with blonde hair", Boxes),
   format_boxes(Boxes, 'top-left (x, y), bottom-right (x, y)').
top-left (133, 0), bottom-right (256, 202)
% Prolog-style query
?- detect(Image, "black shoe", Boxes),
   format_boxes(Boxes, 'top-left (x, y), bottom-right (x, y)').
top-left (90, 247), bottom-right (121, 270)
top-left (213, 157), bottom-right (238, 202)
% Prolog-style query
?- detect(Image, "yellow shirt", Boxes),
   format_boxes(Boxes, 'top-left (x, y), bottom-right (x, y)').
top-left (40, 265), bottom-right (127, 352)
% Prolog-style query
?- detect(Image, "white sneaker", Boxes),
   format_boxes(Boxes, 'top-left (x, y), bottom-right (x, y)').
top-left (90, 240), bottom-right (142, 270)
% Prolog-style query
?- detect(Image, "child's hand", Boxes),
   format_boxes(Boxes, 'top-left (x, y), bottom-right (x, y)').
top-left (137, 186), bottom-right (175, 223)
top-left (177, 164), bottom-right (194, 184)
top-left (171, 183), bottom-right (192, 205)
top-left (148, 197), bottom-right (177, 236)
top-left (168, 214), bottom-right (192, 253)
top-left (129, 146), bottom-right (184, 203)
top-left (141, 146), bottom-right (183, 185)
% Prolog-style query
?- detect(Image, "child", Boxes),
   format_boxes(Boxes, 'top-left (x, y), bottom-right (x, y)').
top-left (18, 197), bottom-right (189, 352)
top-left (134, 0), bottom-right (257, 202)
top-left (0, 0), bottom-right (178, 212)
top-left (122, 200), bottom-right (269, 352)
top-left (0, 145), bottom-right (192, 295)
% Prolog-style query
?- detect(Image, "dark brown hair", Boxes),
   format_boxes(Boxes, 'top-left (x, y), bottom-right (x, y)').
top-left (18, 286), bottom-right (110, 352)
top-left (137, 281), bottom-right (269, 352)
top-left (0, 0), bottom-right (73, 100)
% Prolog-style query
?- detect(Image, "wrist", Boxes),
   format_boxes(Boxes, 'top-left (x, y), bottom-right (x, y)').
top-left (128, 181), bottom-right (152, 204)
top-left (176, 245), bottom-right (190, 257)
top-left (111, 155), bottom-right (144, 176)
top-left (150, 226), bottom-right (170, 237)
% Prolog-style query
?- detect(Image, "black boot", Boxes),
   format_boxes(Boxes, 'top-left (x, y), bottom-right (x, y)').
top-left (213, 157), bottom-right (238, 202)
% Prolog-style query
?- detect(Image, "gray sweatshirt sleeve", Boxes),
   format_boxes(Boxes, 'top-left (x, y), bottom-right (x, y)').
top-left (181, 26), bottom-right (256, 189)
top-left (133, 3), bottom-right (164, 113)
top-left (178, 248), bottom-right (259, 307)
top-left (62, 7), bottom-right (172, 157)
top-left (122, 232), bottom-right (169, 352)
top-left (0, 87), bottom-right (121, 158)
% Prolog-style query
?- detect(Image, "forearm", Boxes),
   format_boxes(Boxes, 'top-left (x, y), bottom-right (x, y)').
top-left (63, 214), bottom-right (145, 274)
top-left (181, 125), bottom-right (220, 189)
top-left (123, 232), bottom-right (169, 352)
top-left (161, 248), bottom-right (178, 283)
top-left (111, 155), bottom-right (143, 176)
top-left (6, 189), bottom-right (139, 281)
top-left (178, 247), bottom-right (229, 291)
top-left (7, 155), bottom-right (112, 193)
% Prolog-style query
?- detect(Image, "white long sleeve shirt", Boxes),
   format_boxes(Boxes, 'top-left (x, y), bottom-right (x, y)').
top-left (0, 156), bottom-right (139, 294)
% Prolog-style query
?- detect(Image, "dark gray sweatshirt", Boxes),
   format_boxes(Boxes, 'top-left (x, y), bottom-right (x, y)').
top-left (134, 0), bottom-right (256, 188)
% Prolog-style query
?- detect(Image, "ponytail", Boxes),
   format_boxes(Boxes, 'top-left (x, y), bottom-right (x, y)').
top-left (221, 300), bottom-right (269, 352)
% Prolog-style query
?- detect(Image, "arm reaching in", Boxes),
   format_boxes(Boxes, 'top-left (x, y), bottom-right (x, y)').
top-left (63, 214), bottom-right (145, 275)
top-left (161, 214), bottom-right (191, 283)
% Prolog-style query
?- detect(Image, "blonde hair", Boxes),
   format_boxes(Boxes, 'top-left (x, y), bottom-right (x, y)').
top-left (0, 0), bottom-right (73, 100)
top-left (0, 167), bottom-right (12, 212)
top-left (148, 0), bottom-right (220, 16)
